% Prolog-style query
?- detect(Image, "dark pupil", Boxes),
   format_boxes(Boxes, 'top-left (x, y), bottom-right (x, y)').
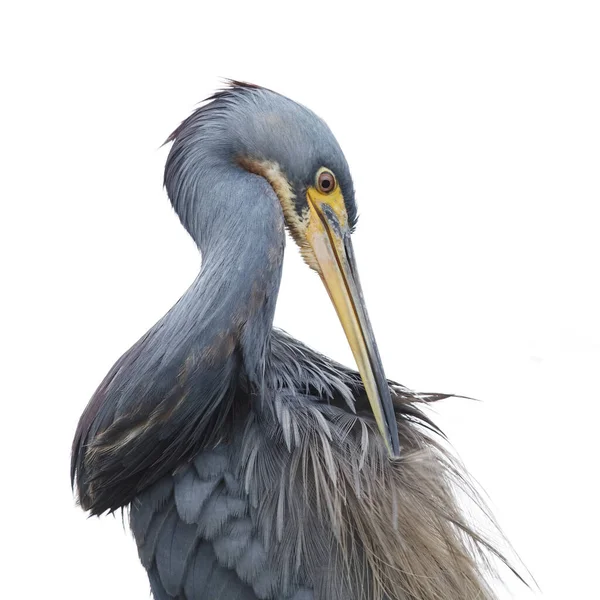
top-left (321, 177), bottom-right (331, 189)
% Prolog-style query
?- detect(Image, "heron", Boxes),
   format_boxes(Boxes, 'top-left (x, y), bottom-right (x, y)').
top-left (72, 82), bottom-right (519, 600)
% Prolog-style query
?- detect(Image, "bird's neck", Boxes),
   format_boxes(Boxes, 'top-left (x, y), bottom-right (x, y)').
top-left (163, 109), bottom-right (294, 381)
top-left (172, 172), bottom-right (286, 383)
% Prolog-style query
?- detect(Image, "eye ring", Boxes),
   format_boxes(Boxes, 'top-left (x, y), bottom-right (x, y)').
top-left (316, 170), bottom-right (336, 194)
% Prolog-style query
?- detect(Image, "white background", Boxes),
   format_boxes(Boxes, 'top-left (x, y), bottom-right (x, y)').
top-left (1, 2), bottom-right (599, 598)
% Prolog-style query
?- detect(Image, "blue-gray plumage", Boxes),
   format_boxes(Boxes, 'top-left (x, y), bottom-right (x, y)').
top-left (72, 82), bottom-right (521, 599)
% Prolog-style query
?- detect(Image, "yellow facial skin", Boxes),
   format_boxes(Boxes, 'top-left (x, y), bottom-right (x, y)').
top-left (305, 169), bottom-right (399, 457)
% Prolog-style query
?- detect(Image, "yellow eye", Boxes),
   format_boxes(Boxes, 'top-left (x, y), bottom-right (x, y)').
top-left (317, 170), bottom-right (336, 194)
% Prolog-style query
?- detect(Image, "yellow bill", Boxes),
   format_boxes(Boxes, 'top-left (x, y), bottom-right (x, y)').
top-left (306, 185), bottom-right (400, 457)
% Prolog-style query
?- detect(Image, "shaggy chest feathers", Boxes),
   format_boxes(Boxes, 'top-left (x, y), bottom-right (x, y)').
top-left (75, 330), bottom-right (507, 600)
